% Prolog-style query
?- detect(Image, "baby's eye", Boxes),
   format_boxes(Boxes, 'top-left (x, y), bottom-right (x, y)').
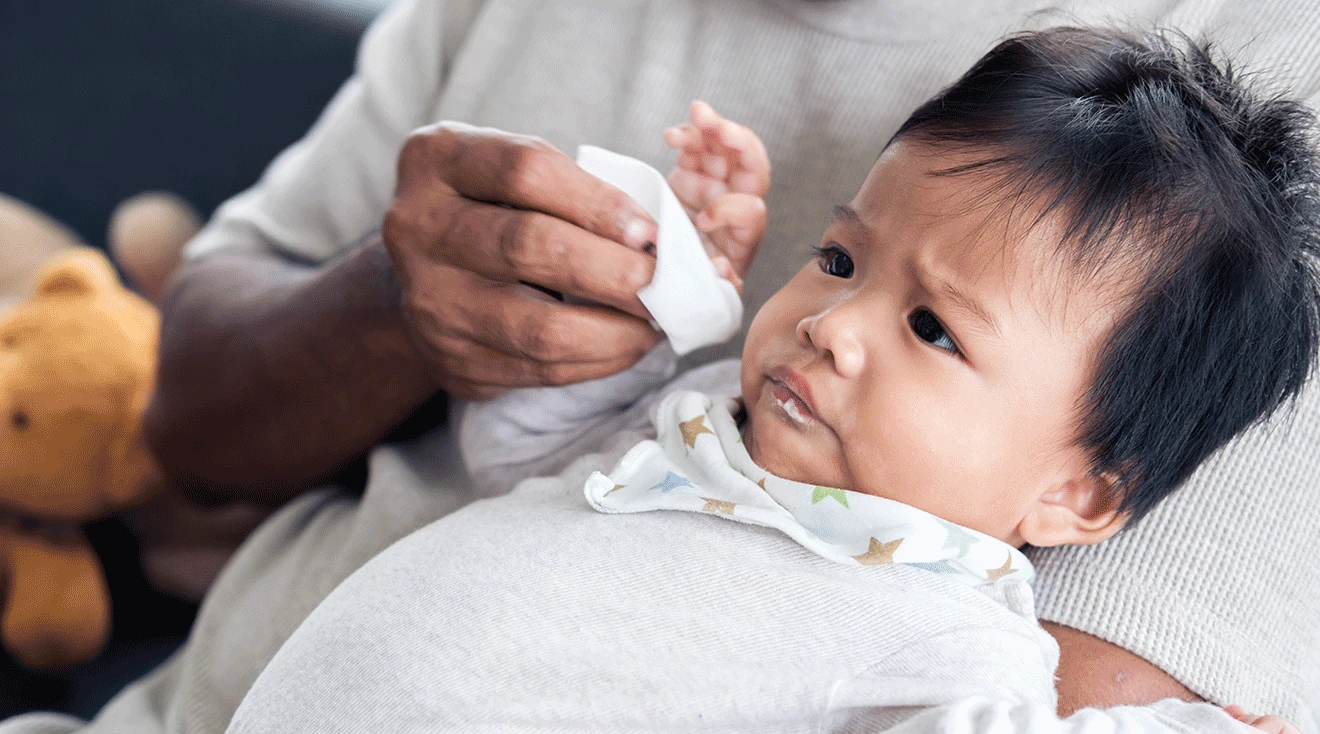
top-left (909, 309), bottom-right (960, 355)
top-left (813, 245), bottom-right (854, 278)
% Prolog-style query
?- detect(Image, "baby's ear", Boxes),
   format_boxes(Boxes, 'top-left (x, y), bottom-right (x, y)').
top-left (1018, 472), bottom-right (1127, 548)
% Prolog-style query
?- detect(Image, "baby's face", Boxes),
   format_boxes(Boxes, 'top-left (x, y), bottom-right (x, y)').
top-left (741, 141), bottom-right (1125, 546)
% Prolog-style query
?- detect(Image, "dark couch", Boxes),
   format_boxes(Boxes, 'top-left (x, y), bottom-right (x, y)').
top-left (0, 0), bottom-right (368, 717)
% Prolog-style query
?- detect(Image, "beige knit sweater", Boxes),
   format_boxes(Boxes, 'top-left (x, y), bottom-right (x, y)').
top-left (3, 1), bottom-right (1316, 732)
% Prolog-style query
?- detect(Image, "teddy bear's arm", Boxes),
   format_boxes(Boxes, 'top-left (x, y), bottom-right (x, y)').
top-left (0, 528), bottom-right (111, 669)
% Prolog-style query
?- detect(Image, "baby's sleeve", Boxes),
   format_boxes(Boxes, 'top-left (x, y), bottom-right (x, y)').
top-left (877, 697), bottom-right (1255, 733)
top-left (829, 626), bottom-right (1255, 734)
top-left (458, 343), bottom-right (682, 495)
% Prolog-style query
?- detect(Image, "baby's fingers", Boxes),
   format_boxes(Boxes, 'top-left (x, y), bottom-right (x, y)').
top-left (668, 167), bottom-right (728, 214)
top-left (1226, 707), bottom-right (1300, 734)
top-left (664, 125), bottom-right (703, 157)
top-left (666, 124), bottom-right (731, 181)
top-left (694, 193), bottom-right (766, 274)
top-left (690, 101), bottom-right (771, 196)
top-left (695, 193), bottom-right (766, 235)
top-left (710, 255), bottom-right (744, 296)
top-left (1251, 716), bottom-right (1300, 734)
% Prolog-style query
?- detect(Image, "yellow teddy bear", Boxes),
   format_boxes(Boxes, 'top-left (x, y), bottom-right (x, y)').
top-left (0, 246), bottom-right (164, 669)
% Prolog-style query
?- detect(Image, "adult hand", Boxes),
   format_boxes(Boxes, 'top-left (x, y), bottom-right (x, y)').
top-left (383, 123), bottom-right (676, 400)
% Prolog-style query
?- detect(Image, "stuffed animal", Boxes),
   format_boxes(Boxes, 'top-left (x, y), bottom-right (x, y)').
top-left (0, 192), bottom-right (265, 670)
top-left (0, 246), bottom-right (163, 669)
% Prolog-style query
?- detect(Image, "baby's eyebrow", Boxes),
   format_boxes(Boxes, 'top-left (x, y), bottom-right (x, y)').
top-left (832, 204), bottom-right (862, 226)
top-left (935, 279), bottom-right (1002, 340)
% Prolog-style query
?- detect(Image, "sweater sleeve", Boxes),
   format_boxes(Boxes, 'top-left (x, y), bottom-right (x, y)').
top-left (880, 698), bottom-right (1257, 734)
top-left (184, 0), bottom-right (487, 266)
top-left (459, 349), bottom-right (746, 496)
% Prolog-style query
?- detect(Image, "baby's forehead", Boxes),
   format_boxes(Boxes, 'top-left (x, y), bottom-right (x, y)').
top-left (852, 143), bottom-right (1132, 332)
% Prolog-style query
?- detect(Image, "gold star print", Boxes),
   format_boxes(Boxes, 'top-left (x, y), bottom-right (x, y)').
top-left (604, 483), bottom-right (626, 496)
top-left (853, 537), bottom-right (904, 566)
top-left (680, 415), bottom-right (714, 448)
top-left (701, 498), bottom-right (736, 515)
top-left (757, 478), bottom-right (766, 490)
top-left (986, 555), bottom-right (1015, 581)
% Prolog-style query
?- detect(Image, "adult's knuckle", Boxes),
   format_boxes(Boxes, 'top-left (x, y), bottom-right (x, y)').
top-left (493, 211), bottom-right (538, 274)
top-left (396, 132), bottom-right (430, 177)
top-left (380, 203), bottom-right (410, 256)
top-left (429, 197), bottom-right (482, 265)
top-left (535, 360), bottom-right (573, 386)
top-left (512, 316), bottom-right (552, 360)
top-left (421, 122), bottom-right (464, 156)
top-left (517, 312), bottom-right (574, 361)
top-left (502, 140), bottom-right (557, 200)
top-left (398, 126), bottom-right (450, 177)
top-left (412, 281), bottom-right (465, 335)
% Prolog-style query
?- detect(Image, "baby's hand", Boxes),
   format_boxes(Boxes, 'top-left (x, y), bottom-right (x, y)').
top-left (664, 100), bottom-right (770, 295)
top-left (1224, 705), bottom-right (1301, 734)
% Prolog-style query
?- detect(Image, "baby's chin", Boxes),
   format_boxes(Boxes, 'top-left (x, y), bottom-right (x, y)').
top-left (739, 392), bottom-right (832, 487)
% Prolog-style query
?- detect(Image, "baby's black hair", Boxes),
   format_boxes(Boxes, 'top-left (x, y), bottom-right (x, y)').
top-left (893, 28), bottom-right (1320, 523)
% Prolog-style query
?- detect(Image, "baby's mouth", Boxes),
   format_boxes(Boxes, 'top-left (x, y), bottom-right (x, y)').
top-left (766, 372), bottom-right (818, 427)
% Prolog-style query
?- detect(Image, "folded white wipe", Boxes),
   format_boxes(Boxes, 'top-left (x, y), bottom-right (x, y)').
top-left (576, 146), bottom-right (743, 355)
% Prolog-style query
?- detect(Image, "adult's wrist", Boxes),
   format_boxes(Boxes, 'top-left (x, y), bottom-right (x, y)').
top-left (146, 239), bottom-right (446, 506)
top-left (342, 233), bottom-right (440, 395)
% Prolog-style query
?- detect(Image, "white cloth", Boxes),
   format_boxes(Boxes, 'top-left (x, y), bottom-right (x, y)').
top-left (7, 1), bottom-right (1320, 732)
top-left (586, 390), bottom-right (1034, 586)
top-left (225, 367), bottom-right (1253, 733)
top-left (575, 146), bottom-right (743, 355)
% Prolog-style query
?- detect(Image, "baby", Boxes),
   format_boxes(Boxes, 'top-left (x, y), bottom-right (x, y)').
top-left (227, 28), bottom-right (1317, 733)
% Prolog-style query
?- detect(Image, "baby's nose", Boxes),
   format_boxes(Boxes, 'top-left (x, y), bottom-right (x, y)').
top-left (797, 310), bottom-right (865, 379)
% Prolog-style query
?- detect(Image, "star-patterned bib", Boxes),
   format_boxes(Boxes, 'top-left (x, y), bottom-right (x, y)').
top-left (585, 390), bottom-right (1034, 588)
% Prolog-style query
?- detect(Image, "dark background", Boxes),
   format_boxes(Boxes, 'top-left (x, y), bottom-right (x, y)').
top-left (0, 0), bottom-right (371, 717)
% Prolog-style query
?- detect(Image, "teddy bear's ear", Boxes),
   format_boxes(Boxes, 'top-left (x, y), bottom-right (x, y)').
top-left (34, 248), bottom-right (121, 299)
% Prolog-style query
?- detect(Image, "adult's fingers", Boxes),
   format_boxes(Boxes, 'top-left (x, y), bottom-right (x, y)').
top-left (424, 328), bottom-right (652, 393)
top-left (404, 267), bottom-right (658, 365)
top-left (402, 122), bottom-right (658, 249)
top-left (429, 196), bottom-right (658, 319)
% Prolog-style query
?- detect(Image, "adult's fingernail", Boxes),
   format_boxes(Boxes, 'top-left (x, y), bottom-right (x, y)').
top-left (623, 218), bottom-right (649, 248)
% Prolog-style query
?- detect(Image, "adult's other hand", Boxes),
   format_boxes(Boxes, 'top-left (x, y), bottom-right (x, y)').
top-left (384, 123), bottom-right (674, 400)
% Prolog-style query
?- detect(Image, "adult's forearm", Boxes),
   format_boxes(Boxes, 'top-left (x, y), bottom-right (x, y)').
top-left (143, 237), bottom-right (438, 507)
top-left (1043, 622), bottom-right (1202, 715)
